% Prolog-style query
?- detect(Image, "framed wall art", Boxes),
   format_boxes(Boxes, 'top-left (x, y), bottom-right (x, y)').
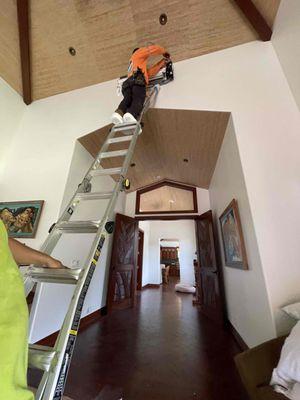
top-left (0, 200), bottom-right (44, 238)
top-left (219, 199), bottom-right (248, 270)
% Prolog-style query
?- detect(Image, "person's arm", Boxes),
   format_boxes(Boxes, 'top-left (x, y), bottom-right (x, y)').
top-left (147, 59), bottom-right (166, 78)
top-left (146, 45), bottom-right (166, 57)
top-left (135, 45), bottom-right (167, 61)
top-left (8, 238), bottom-right (63, 269)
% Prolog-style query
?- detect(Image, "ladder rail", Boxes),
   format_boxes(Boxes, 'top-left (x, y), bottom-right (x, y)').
top-left (36, 81), bottom-right (162, 259)
top-left (39, 127), bottom-right (117, 257)
top-left (37, 86), bottom-right (159, 400)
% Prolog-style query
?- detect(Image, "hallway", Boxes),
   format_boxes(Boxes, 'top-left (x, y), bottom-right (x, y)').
top-left (64, 278), bottom-right (248, 400)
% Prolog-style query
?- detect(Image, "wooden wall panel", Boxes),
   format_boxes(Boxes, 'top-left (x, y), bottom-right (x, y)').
top-left (0, 0), bottom-right (22, 94)
top-left (79, 108), bottom-right (230, 191)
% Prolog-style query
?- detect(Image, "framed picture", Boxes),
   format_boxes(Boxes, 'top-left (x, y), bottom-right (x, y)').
top-left (219, 199), bottom-right (248, 270)
top-left (0, 200), bottom-right (44, 238)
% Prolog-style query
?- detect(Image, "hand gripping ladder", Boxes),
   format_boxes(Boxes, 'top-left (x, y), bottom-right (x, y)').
top-left (23, 62), bottom-right (174, 400)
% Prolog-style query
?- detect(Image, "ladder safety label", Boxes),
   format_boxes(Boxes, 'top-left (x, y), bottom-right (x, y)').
top-left (69, 329), bottom-right (78, 336)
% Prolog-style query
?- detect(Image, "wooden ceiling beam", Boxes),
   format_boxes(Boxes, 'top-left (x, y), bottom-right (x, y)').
top-left (17, 0), bottom-right (32, 105)
top-left (233, 0), bottom-right (272, 41)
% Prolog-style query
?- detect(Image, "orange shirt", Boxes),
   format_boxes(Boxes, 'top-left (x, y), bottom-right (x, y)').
top-left (128, 45), bottom-right (167, 84)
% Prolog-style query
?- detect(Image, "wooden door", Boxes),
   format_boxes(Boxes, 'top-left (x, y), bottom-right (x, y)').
top-left (136, 229), bottom-right (144, 290)
top-left (107, 213), bottom-right (138, 311)
top-left (195, 210), bottom-right (224, 324)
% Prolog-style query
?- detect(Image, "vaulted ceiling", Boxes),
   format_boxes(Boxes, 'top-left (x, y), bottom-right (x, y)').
top-left (79, 108), bottom-right (230, 191)
top-left (1, 0), bottom-right (280, 101)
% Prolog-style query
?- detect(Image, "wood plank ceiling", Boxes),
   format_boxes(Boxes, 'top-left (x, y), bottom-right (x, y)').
top-left (0, 0), bottom-right (280, 100)
top-left (79, 108), bottom-right (230, 191)
top-left (0, 1), bottom-right (22, 94)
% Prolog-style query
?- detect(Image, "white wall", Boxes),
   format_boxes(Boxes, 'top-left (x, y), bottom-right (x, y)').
top-left (0, 78), bottom-right (119, 249)
top-left (152, 41), bottom-right (300, 339)
top-left (0, 73), bottom-right (128, 340)
top-left (160, 241), bottom-right (179, 247)
top-left (209, 117), bottom-right (276, 347)
top-left (125, 191), bottom-right (136, 217)
top-left (272, 0), bottom-right (300, 110)
top-left (29, 142), bottom-right (125, 342)
top-left (0, 77), bottom-right (25, 181)
top-left (138, 220), bottom-right (150, 287)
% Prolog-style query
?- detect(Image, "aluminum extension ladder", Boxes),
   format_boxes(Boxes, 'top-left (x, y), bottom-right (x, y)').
top-left (23, 62), bottom-right (174, 400)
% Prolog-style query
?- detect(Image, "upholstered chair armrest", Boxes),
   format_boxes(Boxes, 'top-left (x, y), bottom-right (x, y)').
top-left (235, 336), bottom-right (287, 400)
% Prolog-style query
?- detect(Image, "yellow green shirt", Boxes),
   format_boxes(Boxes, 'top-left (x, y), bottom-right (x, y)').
top-left (0, 220), bottom-right (34, 399)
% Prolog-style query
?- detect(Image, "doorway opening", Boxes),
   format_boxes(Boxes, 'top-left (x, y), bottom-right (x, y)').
top-left (160, 238), bottom-right (180, 285)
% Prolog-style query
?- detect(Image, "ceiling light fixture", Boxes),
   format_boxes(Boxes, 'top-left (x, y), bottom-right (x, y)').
top-left (69, 47), bottom-right (76, 56)
top-left (169, 199), bottom-right (175, 203)
top-left (159, 13), bottom-right (168, 25)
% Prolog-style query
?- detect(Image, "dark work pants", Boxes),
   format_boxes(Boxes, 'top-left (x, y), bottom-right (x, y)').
top-left (118, 83), bottom-right (146, 119)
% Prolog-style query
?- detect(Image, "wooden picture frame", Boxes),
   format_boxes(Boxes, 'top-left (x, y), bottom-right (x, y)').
top-left (0, 200), bottom-right (44, 238)
top-left (219, 199), bottom-right (248, 270)
top-left (135, 179), bottom-right (198, 215)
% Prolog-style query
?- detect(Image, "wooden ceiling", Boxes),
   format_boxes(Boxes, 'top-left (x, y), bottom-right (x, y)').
top-left (1, 0), bottom-right (280, 100)
top-left (79, 108), bottom-right (230, 191)
top-left (0, 1), bottom-right (22, 93)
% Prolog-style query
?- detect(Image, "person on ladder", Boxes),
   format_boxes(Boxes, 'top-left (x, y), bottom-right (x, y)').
top-left (111, 45), bottom-right (171, 125)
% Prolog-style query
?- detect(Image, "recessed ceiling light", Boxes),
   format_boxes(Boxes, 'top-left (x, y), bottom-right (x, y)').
top-left (156, 175), bottom-right (161, 179)
top-left (169, 199), bottom-right (175, 203)
top-left (183, 158), bottom-right (189, 163)
top-left (159, 13), bottom-right (168, 25)
top-left (69, 47), bottom-right (76, 56)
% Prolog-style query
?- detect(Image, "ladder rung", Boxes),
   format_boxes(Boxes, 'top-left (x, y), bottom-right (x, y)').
top-left (56, 220), bottom-right (100, 233)
top-left (27, 267), bottom-right (82, 284)
top-left (112, 122), bottom-right (138, 133)
top-left (100, 149), bottom-right (128, 158)
top-left (107, 135), bottom-right (133, 144)
top-left (75, 191), bottom-right (113, 201)
top-left (28, 344), bottom-right (56, 372)
top-left (89, 167), bottom-right (123, 177)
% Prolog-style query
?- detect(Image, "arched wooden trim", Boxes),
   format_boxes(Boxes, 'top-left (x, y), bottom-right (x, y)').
top-left (135, 179), bottom-right (198, 215)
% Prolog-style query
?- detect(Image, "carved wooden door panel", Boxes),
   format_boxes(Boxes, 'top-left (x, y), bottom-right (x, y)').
top-left (136, 229), bottom-right (144, 291)
top-left (107, 213), bottom-right (138, 311)
top-left (195, 210), bottom-right (224, 324)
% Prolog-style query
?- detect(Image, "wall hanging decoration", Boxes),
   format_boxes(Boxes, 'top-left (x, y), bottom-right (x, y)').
top-left (0, 200), bottom-right (44, 238)
top-left (219, 199), bottom-right (248, 270)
